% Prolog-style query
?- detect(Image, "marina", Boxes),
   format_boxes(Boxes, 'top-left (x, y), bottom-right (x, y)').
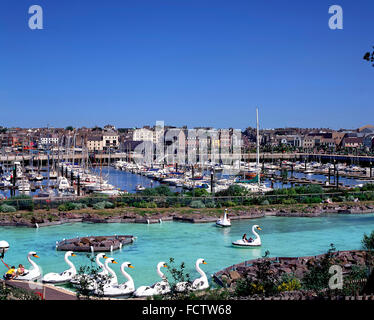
top-left (1, 157), bottom-right (374, 200)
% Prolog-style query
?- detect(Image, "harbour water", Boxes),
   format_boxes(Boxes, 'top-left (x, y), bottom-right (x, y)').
top-left (1, 213), bottom-right (374, 293)
top-left (1, 163), bottom-right (368, 199)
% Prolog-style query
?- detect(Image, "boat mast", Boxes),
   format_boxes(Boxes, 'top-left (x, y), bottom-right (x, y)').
top-left (256, 107), bottom-right (260, 187)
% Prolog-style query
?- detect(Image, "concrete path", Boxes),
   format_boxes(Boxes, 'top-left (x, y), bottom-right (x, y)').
top-left (1, 279), bottom-right (78, 300)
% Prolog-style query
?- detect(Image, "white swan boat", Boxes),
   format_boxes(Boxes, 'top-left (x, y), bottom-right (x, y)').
top-left (42, 251), bottom-right (77, 284)
top-left (70, 253), bottom-right (109, 287)
top-left (134, 261), bottom-right (170, 297)
top-left (85, 257), bottom-right (119, 294)
top-left (216, 209), bottom-right (231, 227)
top-left (14, 251), bottom-right (41, 281)
top-left (232, 225), bottom-right (262, 247)
top-left (136, 184), bottom-right (146, 192)
top-left (94, 260), bottom-right (136, 297)
top-left (175, 258), bottom-right (209, 292)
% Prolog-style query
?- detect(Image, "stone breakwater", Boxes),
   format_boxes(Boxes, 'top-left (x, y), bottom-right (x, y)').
top-left (213, 250), bottom-right (370, 289)
top-left (271, 203), bottom-right (374, 217)
top-left (0, 202), bottom-right (373, 228)
top-left (0, 210), bottom-right (265, 228)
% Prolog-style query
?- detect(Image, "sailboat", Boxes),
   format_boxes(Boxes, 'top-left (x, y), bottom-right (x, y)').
top-left (235, 107), bottom-right (272, 193)
top-left (90, 150), bottom-right (122, 196)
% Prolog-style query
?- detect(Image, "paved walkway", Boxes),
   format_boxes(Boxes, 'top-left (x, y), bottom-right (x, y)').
top-left (1, 279), bottom-right (78, 300)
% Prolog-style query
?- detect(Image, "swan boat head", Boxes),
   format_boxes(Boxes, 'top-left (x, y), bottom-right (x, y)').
top-left (107, 258), bottom-right (118, 264)
top-left (66, 251), bottom-right (76, 258)
top-left (96, 253), bottom-right (109, 268)
top-left (29, 251), bottom-right (39, 259)
top-left (97, 253), bottom-right (109, 260)
top-left (196, 258), bottom-right (207, 267)
top-left (121, 262), bottom-right (134, 270)
top-left (157, 261), bottom-right (168, 272)
top-left (157, 261), bottom-right (168, 281)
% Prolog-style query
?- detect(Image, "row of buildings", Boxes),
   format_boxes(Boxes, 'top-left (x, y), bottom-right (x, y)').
top-left (1, 124), bottom-right (374, 154)
top-left (243, 125), bottom-right (374, 152)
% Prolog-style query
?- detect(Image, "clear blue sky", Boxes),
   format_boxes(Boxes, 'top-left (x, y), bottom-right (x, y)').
top-left (1, 0), bottom-right (373, 130)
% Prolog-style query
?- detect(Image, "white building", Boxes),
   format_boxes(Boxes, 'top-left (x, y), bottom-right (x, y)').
top-left (39, 134), bottom-right (59, 146)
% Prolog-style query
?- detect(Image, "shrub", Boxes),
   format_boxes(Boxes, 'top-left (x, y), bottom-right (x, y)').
top-left (142, 185), bottom-right (175, 197)
top-left (277, 274), bottom-right (301, 292)
top-left (261, 200), bottom-right (270, 206)
top-left (234, 254), bottom-right (279, 297)
top-left (205, 201), bottom-right (216, 208)
top-left (347, 195), bottom-right (355, 202)
top-left (58, 202), bottom-right (88, 211)
top-left (216, 185), bottom-right (247, 197)
top-left (223, 200), bottom-right (236, 207)
top-left (302, 244), bottom-right (338, 293)
top-left (133, 201), bottom-right (148, 208)
top-left (277, 279), bottom-right (301, 292)
top-left (0, 204), bottom-right (16, 213)
top-left (281, 198), bottom-right (297, 205)
top-left (7, 195), bottom-right (34, 211)
top-left (186, 188), bottom-right (210, 197)
top-left (93, 202), bottom-right (106, 210)
top-left (189, 200), bottom-right (206, 208)
top-left (362, 230), bottom-right (374, 251)
top-left (310, 196), bottom-right (322, 204)
top-left (73, 203), bottom-right (88, 210)
top-left (146, 202), bottom-right (157, 208)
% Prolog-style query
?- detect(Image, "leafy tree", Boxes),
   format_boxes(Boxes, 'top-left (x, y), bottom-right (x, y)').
top-left (362, 230), bottom-right (374, 294)
top-left (362, 230), bottom-right (374, 252)
top-left (0, 284), bottom-right (41, 300)
top-left (142, 185), bottom-right (175, 197)
top-left (363, 47), bottom-right (374, 67)
top-left (302, 243), bottom-right (340, 294)
top-left (234, 250), bottom-right (279, 297)
top-left (342, 265), bottom-right (368, 296)
top-left (185, 188), bottom-right (210, 197)
top-left (74, 254), bottom-right (112, 300)
top-left (215, 185), bottom-right (247, 197)
top-left (162, 257), bottom-right (193, 300)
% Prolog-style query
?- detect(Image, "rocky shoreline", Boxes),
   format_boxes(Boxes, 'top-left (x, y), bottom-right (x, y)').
top-left (0, 202), bottom-right (373, 228)
top-left (214, 250), bottom-right (370, 290)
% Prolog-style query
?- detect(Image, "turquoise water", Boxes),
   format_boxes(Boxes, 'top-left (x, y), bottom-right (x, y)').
top-left (1, 214), bottom-right (374, 292)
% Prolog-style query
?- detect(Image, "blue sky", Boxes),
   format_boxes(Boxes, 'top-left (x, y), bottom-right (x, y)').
top-left (0, 0), bottom-right (373, 130)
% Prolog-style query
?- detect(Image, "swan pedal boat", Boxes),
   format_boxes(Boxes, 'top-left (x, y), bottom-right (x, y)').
top-left (70, 253), bottom-right (109, 288)
top-left (12, 251), bottom-right (42, 282)
top-left (134, 262), bottom-right (170, 297)
top-left (216, 209), bottom-right (231, 228)
top-left (42, 251), bottom-right (77, 284)
top-left (93, 259), bottom-right (136, 297)
top-left (175, 258), bottom-right (209, 292)
top-left (232, 225), bottom-right (262, 247)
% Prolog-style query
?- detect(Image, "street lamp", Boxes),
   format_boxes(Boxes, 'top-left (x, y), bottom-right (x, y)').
top-left (0, 240), bottom-right (9, 259)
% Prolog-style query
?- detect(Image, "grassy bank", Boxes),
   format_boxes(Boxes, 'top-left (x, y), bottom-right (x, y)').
top-left (1, 200), bottom-right (374, 226)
